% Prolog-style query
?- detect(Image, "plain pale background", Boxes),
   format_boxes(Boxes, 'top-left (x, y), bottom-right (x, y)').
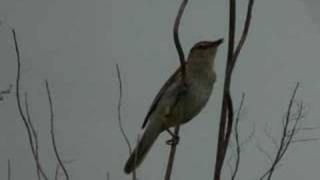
top-left (0, 0), bottom-right (320, 179)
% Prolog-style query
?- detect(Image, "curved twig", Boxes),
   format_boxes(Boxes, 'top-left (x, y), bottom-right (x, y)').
top-left (230, 0), bottom-right (255, 73)
top-left (115, 63), bottom-right (137, 180)
top-left (214, 0), bottom-right (236, 177)
top-left (173, 0), bottom-right (188, 84)
top-left (115, 64), bottom-right (132, 153)
top-left (214, 0), bottom-right (255, 179)
top-left (12, 29), bottom-right (49, 180)
top-left (231, 93), bottom-right (245, 180)
top-left (45, 80), bottom-right (69, 180)
top-left (24, 93), bottom-right (41, 180)
top-left (164, 1), bottom-right (188, 180)
top-left (258, 83), bottom-right (305, 180)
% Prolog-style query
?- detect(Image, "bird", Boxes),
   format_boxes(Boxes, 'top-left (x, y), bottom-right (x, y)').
top-left (124, 38), bottom-right (224, 174)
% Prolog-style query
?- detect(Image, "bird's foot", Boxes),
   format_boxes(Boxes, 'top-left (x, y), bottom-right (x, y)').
top-left (166, 134), bottom-right (180, 145)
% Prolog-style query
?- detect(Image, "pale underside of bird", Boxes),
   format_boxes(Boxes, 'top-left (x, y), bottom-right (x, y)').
top-left (124, 39), bottom-right (223, 174)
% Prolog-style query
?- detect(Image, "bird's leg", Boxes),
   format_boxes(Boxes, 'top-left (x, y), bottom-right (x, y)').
top-left (163, 82), bottom-right (187, 146)
top-left (165, 128), bottom-right (180, 145)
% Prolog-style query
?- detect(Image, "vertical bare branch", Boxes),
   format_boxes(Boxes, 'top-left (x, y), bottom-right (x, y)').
top-left (115, 64), bottom-right (132, 153)
top-left (12, 29), bottom-right (48, 180)
top-left (12, 28), bottom-right (35, 167)
top-left (45, 80), bottom-right (69, 180)
top-left (164, 1), bottom-right (188, 180)
top-left (115, 63), bottom-right (136, 180)
top-left (214, 0), bottom-right (236, 178)
top-left (214, 0), bottom-right (255, 179)
top-left (54, 164), bottom-right (60, 180)
top-left (106, 172), bottom-right (110, 180)
top-left (24, 93), bottom-right (41, 180)
top-left (7, 159), bottom-right (11, 180)
top-left (230, 93), bottom-right (245, 180)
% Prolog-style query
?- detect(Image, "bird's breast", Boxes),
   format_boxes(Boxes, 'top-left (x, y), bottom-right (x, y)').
top-left (168, 72), bottom-right (216, 126)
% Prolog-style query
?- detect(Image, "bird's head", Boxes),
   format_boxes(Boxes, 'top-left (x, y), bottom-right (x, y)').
top-left (188, 38), bottom-right (224, 66)
top-left (190, 38), bottom-right (224, 56)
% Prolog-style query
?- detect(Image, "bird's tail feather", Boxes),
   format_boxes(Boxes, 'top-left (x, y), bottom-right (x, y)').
top-left (124, 120), bottom-right (162, 174)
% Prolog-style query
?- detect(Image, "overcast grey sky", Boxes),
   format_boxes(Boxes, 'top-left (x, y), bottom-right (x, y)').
top-left (0, 0), bottom-right (320, 180)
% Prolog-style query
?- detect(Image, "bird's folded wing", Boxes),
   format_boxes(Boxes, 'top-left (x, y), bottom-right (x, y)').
top-left (141, 64), bottom-right (185, 129)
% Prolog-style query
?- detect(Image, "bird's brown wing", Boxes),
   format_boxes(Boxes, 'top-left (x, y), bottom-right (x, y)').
top-left (141, 65), bottom-right (184, 129)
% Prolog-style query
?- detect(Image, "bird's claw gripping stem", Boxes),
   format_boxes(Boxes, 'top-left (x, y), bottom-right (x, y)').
top-left (165, 129), bottom-right (180, 145)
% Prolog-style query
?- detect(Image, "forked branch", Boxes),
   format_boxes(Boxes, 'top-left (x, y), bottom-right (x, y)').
top-left (12, 29), bottom-right (48, 180)
top-left (259, 83), bottom-right (309, 180)
top-left (214, 0), bottom-right (255, 180)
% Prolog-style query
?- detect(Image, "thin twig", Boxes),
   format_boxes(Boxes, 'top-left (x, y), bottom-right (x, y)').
top-left (164, 1), bottom-right (188, 180)
top-left (107, 172), bottom-right (110, 180)
top-left (265, 83), bottom-right (300, 180)
top-left (239, 122), bottom-right (255, 148)
top-left (12, 29), bottom-right (48, 180)
top-left (7, 159), bottom-right (11, 180)
top-left (115, 63), bottom-right (136, 180)
top-left (115, 64), bottom-right (132, 153)
top-left (255, 140), bottom-right (273, 163)
top-left (264, 123), bottom-right (279, 149)
top-left (258, 83), bottom-right (304, 180)
top-left (292, 138), bottom-right (320, 143)
top-left (45, 80), bottom-right (69, 180)
top-left (214, 0), bottom-right (255, 179)
top-left (24, 93), bottom-right (41, 180)
top-left (54, 160), bottom-right (76, 180)
top-left (54, 164), bottom-right (60, 180)
top-left (231, 93), bottom-right (245, 180)
top-left (230, 0), bottom-right (254, 71)
top-left (297, 127), bottom-right (320, 131)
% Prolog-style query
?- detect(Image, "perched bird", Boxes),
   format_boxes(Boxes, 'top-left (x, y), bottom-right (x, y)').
top-left (124, 38), bottom-right (224, 174)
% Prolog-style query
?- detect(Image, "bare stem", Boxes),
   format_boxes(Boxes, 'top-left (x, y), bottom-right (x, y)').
top-left (45, 80), bottom-right (69, 180)
top-left (214, 0), bottom-right (236, 178)
top-left (173, 0), bottom-right (188, 84)
top-left (231, 93), bottom-right (245, 180)
top-left (107, 172), bottom-right (110, 180)
top-left (12, 29), bottom-right (49, 180)
top-left (213, 0), bottom-right (255, 179)
top-left (7, 159), bottom-right (11, 180)
top-left (164, 1), bottom-right (189, 180)
top-left (115, 64), bottom-right (132, 153)
top-left (24, 93), bottom-right (41, 180)
top-left (115, 63), bottom-right (136, 180)
top-left (259, 83), bottom-right (305, 180)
